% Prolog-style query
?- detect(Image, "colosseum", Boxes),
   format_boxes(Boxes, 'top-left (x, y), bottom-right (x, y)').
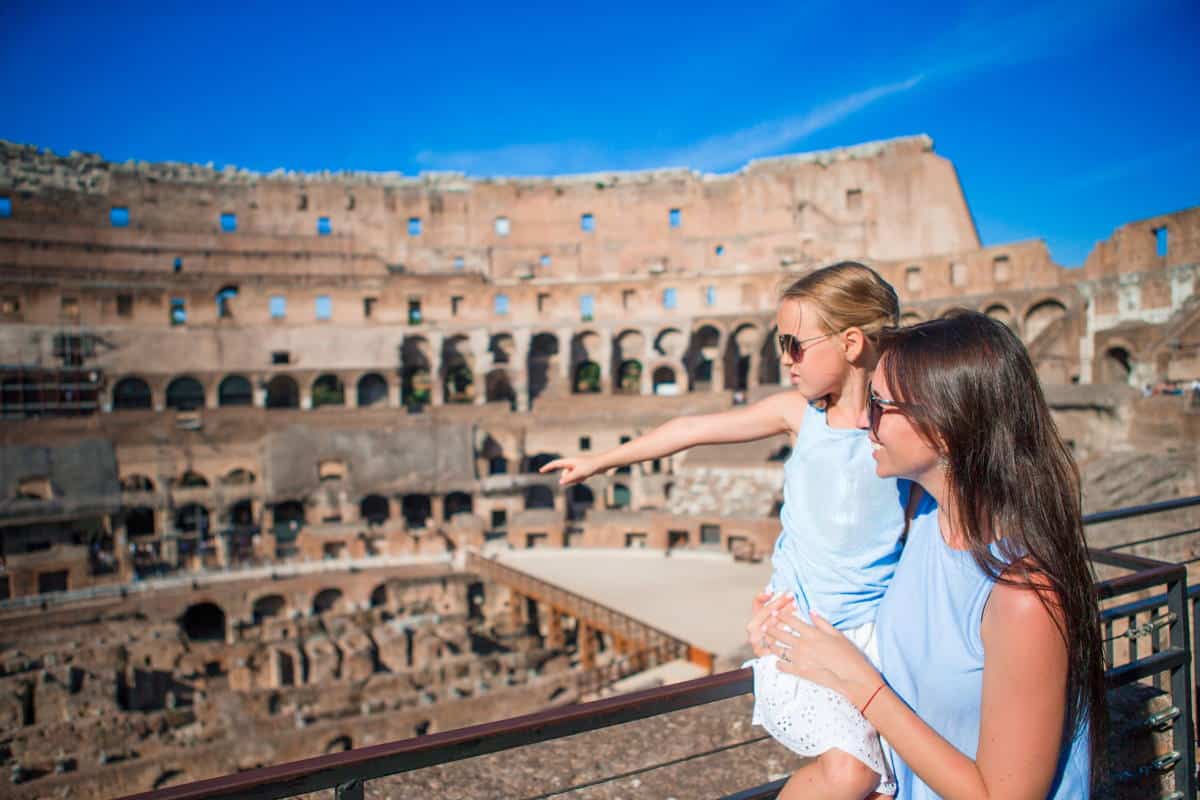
top-left (0, 134), bottom-right (1197, 796)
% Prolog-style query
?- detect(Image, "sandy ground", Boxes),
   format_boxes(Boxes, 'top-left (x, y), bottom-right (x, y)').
top-left (497, 548), bottom-right (774, 658)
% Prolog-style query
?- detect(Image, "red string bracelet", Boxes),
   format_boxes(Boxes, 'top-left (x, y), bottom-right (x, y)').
top-left (860, 682), bottom-right (886, 715)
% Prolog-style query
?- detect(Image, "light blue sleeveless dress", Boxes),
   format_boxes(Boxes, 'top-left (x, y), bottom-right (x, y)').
top-left (750, 400), bottom-right (910, 791)
top-left (875, 497), bottom-right (1091, 799)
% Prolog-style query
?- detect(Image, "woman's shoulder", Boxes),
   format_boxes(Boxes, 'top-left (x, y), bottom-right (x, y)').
top-left (984, 567), bottom-right (1066, 642)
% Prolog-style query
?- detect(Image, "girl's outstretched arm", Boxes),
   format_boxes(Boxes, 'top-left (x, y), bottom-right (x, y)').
top-left (540, 392), bottom-right (803, 485)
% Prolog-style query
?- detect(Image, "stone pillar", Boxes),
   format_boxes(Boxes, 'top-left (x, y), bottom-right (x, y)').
top-left (578, 621), bottom-right (596, 669)
top-left (546, 609), bottom-right (565, 650)
top-left (747, 354), bottom-right (761, 388)
top-left (429, 495), bottom-right (445, 527)
top-left (598, 332), bottom-right (613, 394)
top-left (512, 329), bottom-right (531, 411)
top-left (557, 328), bottom-right (573, 382)
top-left (346, 375), bottom-right (360, 409)
top-left (299, 381), bottom-right (313, 410)
top-left (429, 332), bottom-right (445, 406)
top-left (254, 376), bottom-right (268, 408)
top-left (390, 374), bottom-right (403, 408)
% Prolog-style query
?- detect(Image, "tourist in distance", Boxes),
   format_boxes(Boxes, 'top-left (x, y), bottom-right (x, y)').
top-left (543, 261), bottom-right (914, 799)
top-left (760, 311), bottom-right (1106, 799)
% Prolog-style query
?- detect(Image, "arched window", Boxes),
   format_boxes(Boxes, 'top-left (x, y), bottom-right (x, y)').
top-left (311, 374), bottom-right (345, 407)
top-left (165, 376), bottom-right (205, 410)
top-left (113, 377), bottom-right (153, 410)
top-left (265, 375), bottom-right (299, 409)
top-left (356, 373), bottom-right (388, 407)
top-left (180, 602), bottom-right (226, 641)
top-left (218, 375), bottom-right (253, 407)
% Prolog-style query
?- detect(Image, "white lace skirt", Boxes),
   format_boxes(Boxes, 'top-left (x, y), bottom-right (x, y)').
top-left (747, 617), bottom-right (896, 796)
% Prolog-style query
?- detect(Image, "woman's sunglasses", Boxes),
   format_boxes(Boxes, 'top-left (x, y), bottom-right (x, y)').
top-left (777, 331), bottom-right (837, 361)
top-left (867, 383), bottom-right (919, 436)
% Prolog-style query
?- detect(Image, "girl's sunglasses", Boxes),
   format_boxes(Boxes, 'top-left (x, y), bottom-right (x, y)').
top-left (777, 331), bottom-right (837, 361)
top-left (867, 383), bottom-right (920, 435)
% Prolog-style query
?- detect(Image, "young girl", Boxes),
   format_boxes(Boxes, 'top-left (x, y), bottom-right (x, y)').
top-left (763, 311), bottom-right (1104, 799)
top-left (541, 261), bottom-right (910, 799)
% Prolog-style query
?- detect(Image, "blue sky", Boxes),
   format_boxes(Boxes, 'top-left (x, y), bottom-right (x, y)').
top-left (2, 0), bottom-right (1197, 266)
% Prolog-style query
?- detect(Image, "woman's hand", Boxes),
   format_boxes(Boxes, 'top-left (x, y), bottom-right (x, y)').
top-left (764, 611), bottom-right (883, 710)
top-left (539, 456), bottom-right (605, 485)
top-left (746, 592), bottom-right (794, 657)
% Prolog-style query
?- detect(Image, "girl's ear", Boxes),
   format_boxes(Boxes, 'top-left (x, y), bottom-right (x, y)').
top-left (841, 327), bottom-right (867, 363)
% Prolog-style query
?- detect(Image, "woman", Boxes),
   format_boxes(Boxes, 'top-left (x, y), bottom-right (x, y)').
top-left (755, 311), bottom-right (1106, 798)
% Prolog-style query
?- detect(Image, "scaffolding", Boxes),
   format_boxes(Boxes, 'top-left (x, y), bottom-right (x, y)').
top-left (0, 308), bottom-right (103, 419)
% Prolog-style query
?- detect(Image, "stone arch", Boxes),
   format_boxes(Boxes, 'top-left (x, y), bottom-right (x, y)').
top-left (360, 494), bottom-right (390, 525)
top-left (311, 374), bottom-right (345, 407)
top-left (225, 498), bottom-right (254, 528)
top-left (271, 500), bottom-right (307, 538)
top-left (615, 360), bottom-right (643, 395)
top-left (369, 583), bottom-right (388, 608)
top-left (313, 588), bottom-right (344, 615)
top-left (444, 491), bottom-right (473, 520)
top-left (652, 364), bottom-right (679, 396)
top-left (221, 468), bottom-right (256, 486)
top-left (480, 434), bottom-right (509, 475)
top-left (1100, 345), bottom-right (1135, 385)
top-left (120, 474), bottom-right (155, 492)
top-left (180, 602), bottom-right (226, 641)
top-left (265, 375), bottom-right (300, 409)
top-left (165, 376), bottom-right (205, 410)
top-left (684, 325), bottom-right (722, 391)
top-left (527, 332), bottom-right (560, 407)
top-left (571, 331), bottom-right (604, 394)
top-left (252, 594), bottom-right (287, 624)
top-left (981, 301), bottom-right (1015, 330)
top-left (356, 373), bottom-right (388, 407)
top-left (525, 452), bottom-right (562, 473)
top-left (758, 325), bottom-right (780, 386)
top-left (113, 376), bottom-right (153, 411)
top-left (442, 335), bottom-right (475, 404)
top-left (217, 374), bottom-right (253, 407)
top-left (724, 324), bottom-right (759, 391)
top-left (401, 337), bottom-right (432, 410)
top-left (176, 470), bottom-right (209, 488)
top-left (567, 484), bottom-right (594, 521)
top-left (524, 485), bottom-right (555, 510)
top-left (325, 736), bottom-right (353, 753)
top-left (215, 284), bottom-right (239, 318)
top-left (485, 368), bottom-right (516, 409)
top-left (653, 327), bottom-right (685, 359)
top-left (489, 333), bottom-right (515, 365)
top-left (1022, 298), bottom-right (1069, 343)
top-left (175, 503), bottom-right (210, 534)
top-left (125, 506), bottom-right (156, 537)
top-left (611, 483), bottom-right (631, 509)
top-left (402, 494), bottom-right (431, 528)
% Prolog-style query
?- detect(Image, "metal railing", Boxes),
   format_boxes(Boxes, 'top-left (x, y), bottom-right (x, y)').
top-left (117, 496), bottom-right (1200, 800)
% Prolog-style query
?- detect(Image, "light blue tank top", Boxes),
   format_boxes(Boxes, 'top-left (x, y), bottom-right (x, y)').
top-left (771, 401), bottom-right (908, 630)
top-left (876, 498), bottom-right (1091, 799)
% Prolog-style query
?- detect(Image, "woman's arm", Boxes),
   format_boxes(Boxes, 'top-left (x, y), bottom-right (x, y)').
top-left (763, 584), bottom-right (1070, 800)
top-left (540, 392), bottom-right (801, 485)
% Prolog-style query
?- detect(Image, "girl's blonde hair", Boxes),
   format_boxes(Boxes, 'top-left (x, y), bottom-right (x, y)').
top-left (779, 261), bottom-right (900, 340)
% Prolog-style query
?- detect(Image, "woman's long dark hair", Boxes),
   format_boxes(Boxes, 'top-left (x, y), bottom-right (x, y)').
top-left (878, 310), bottom-right (1107, 789)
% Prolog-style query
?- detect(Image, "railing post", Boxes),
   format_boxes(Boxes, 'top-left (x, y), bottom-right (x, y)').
top-left (1166, 569), bottom-right (1196, 796)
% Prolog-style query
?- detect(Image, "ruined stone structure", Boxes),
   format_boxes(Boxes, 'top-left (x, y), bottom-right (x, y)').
top-left (0, 135), bottom-right (1197, 795)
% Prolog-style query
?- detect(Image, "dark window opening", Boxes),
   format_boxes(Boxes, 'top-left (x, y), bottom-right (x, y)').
top-left (117, 294), bottom-right (133, 317)
top-left (169, 297), bottom-right (186, 326)
top-left (579, 436), bottom-right (591, 451)
top-left (491, 509), bottom-right (507, 529)
top-left (700, 524), bottom-right (721, 546)
top-left (669, 208), bottom-right (681, 228)
top-left (846, 188), bottom-right (862, 211)
top-left (2, 296), bottom-right (19, 314)
top-left (363, 297), bottom-right (377, 318)
top-left (408, 299), bottom-right (422, 325)
top-left (451, 296), bottom-right (463, 317)
top-left (173, 257), bottom-right (183, 273)
top-left (271, 351), bottom-right (290, 365)
top-left (38, 570), bottom-right (69, 594)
